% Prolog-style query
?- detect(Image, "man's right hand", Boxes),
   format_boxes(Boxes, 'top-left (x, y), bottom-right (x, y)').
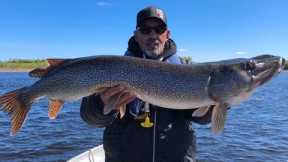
top-left (99, 85), bottom-right (136, 113)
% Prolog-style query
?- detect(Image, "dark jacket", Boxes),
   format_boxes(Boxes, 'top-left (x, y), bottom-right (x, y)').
top-left (80, 37), bottom-right (213, 162)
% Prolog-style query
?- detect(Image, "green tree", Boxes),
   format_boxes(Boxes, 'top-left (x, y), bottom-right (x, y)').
top-left (179, 56), bottom-right (192, 64)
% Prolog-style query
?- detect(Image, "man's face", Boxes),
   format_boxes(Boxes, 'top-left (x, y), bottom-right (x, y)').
top-left (134, 18), bottom-right (170, 58)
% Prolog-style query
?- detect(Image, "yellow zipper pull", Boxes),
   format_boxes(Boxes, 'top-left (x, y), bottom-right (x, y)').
top-left (140, 102), bottom-right (153, 128)
top-left (141, 112), bottom-right (154, 128)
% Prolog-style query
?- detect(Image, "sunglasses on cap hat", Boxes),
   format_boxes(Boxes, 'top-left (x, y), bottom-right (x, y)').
top-left (138, 24), bottom-right (167, 35)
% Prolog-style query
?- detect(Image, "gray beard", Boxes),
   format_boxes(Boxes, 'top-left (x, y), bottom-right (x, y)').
top-left (143, 44), bottom-right (165, 59)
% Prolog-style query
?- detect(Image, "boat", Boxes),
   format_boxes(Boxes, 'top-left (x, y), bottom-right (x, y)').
top-left (67, 144), bottom-right (105, 162)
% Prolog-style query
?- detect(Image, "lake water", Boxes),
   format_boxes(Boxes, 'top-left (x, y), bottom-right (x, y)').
top-left (0, 72), bottom-right (287, 162)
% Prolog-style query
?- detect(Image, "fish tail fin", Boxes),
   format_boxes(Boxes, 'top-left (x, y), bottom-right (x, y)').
top-left (0, 87), bottom-right (35, 136)
top-left (211, 103), bottom-right (229, 134)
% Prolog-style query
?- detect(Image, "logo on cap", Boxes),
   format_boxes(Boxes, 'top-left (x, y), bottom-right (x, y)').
top-left (156, 8), bottom-right (164, 20)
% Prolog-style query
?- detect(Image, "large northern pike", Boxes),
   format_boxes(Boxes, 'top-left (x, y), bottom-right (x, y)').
top-left (0, 54), bottom-right (285, 135)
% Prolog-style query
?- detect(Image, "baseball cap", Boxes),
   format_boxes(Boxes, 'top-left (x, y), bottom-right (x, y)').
top-left (136, 6), bottom-right (167, 27)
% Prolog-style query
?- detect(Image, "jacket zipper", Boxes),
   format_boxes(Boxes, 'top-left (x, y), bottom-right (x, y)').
top-left (152, 109), bottom-right (157, 162)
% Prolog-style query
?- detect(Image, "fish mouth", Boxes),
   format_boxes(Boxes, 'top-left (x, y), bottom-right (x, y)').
top-left (248, 55), bottom-right (284, 88)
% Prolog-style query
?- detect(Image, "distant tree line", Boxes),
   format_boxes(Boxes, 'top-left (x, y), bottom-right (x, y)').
top-left (3, 59), bottom-right (45, 63)
top-left (0, 59), bottom-right (48, 69)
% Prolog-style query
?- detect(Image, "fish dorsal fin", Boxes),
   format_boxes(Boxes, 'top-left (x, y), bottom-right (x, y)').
top-left (29, 68), bottom-right (48, 78)
top-left (47, 58), bottom-right (66, 67)
top-left (48, 99), bottom-right (64, 119)
top-left (29, 58), bottom-right (67, 78)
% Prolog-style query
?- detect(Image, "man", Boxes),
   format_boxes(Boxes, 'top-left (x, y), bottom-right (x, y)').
top-left (80, 6), bottom-right (213, 162)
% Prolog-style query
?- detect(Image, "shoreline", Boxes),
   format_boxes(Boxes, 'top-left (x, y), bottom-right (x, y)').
top-left (0, 68), bottom-right (31, 72)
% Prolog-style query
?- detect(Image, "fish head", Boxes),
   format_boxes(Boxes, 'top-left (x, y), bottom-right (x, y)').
top-left (207, 54), bottom-right (284, 104)
top-left (247, 54), bottom-right (284, 89)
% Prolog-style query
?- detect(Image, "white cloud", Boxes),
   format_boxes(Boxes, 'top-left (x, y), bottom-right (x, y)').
top-left (178, 48), bottom-right (189, 52)
top-left (96, 1), bottom-right (112, 7)
top-left (235, 51), bottom-right (247, 55)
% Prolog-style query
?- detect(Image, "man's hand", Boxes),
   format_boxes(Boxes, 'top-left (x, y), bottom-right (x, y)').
top-left (99, 85), bottom-right (136, 113)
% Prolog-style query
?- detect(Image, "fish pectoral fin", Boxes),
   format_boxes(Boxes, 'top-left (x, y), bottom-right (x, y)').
top-left (48, 99), bottom-right (64, 119)
top-left (103, 93), bottom-right (122, 115)
top-left (211, 103), bottom-right (229, 134)
top-left (192, 106), bottom-right (211, 117)
top-left (119, 104), bottom-right (126, 119)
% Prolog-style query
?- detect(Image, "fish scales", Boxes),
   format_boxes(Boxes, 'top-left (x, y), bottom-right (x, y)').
top-left (107, 56), bottom-right (214, 108)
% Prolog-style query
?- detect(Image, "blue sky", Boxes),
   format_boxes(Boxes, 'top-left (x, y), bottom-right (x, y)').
top-left (0, 0), bottom-right (287, 62)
